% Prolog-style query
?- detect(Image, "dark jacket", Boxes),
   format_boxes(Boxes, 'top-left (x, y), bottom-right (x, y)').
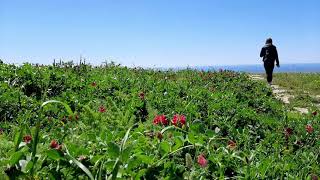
top-left (260, 44), bottom-right (279, 65)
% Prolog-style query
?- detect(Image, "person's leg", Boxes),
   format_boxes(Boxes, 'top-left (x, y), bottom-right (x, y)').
top-left (264, 62), bottom-right (274, 84)
top-left (268, 64), bottom-right (274, 83)
top-left (264, 63), bottom-right (270, 83)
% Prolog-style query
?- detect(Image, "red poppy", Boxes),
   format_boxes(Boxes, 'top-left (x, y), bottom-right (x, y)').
top-left (99, 105), bottom-right (106, 113)
top-left (312, 111), bottom-right (318, 116)
top-left (306, 124), bottom-right (314, 133)
top-left (153, 115), bottom-right (168, 125)
top-left (75, 114), bottom-right (79, 120)
top-left (91, 82), bottom-right (97, 87)
top-left (227, 140), bottom-right (237, 150)
top-left (23, 135), bottom-right (32, 144)
top-left (139, 92), bottom-right (145, 100)
top-left (197, 154), bottom-right (208, 168)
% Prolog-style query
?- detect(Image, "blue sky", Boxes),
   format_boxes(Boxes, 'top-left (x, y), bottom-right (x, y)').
top-left (0, 0), bottom-right (319, 67)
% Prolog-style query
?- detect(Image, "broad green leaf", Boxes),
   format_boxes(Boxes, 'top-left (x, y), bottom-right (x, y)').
top-left (108, 142), bottom-right (120, 158)
top-left (14, 127), bottom-right (24, 152)
top-left (187, 132), bottom-right (196, 144)
top-left (46, 149), bottom-right (63, 161)
top-left (9, 151), bottom-right (24, 166)
top-left (23, 161), bottom-right (34, 173)
top-left (136, 154), bottom-right (153, 164)
top-left (172, 136), bottom-right (184, 151)
top-left (160, 141), bottom-right (171, 154)
top-left (121, 146), bottom-right (132, 162)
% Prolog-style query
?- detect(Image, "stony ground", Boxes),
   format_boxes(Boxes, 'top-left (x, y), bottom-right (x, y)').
top-left (249, 74), bottom-right (309, 114)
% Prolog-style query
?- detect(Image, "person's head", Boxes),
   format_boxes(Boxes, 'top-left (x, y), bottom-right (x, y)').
top-left (266, 38), bottom-right (273, 45)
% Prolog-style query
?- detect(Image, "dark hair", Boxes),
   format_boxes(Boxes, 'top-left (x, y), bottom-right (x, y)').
top-left (266, 38), bottom-right (272, 44)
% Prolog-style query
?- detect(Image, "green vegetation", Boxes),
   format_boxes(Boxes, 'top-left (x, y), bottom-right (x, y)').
top-left (0, 62), bottom-right (319, 179)
top-left (273, 73), bottom-right (320, 108)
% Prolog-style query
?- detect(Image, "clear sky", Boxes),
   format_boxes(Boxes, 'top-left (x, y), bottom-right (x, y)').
top-left (0, 0), bottom-right (319, 67)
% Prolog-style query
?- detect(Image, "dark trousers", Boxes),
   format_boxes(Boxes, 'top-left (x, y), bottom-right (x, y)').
top-left (264, 62), bottom-right (274, 83)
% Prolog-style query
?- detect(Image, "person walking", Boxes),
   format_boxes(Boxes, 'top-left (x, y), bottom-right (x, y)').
top-left (260, 38), bottom-right (280, 85)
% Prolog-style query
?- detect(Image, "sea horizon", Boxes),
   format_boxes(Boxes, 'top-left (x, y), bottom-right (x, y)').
top-left (1, 59), bottom-right (320, 73)
top-left (175, 63), bottom-right (320, 73)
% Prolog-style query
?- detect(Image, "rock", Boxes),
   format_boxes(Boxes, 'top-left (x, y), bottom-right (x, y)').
top-left (293, 107), bottom-right (309, 114)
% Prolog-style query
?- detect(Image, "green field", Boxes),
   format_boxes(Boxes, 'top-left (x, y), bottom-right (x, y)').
top-left (0, 62), bottom-right (319, 179)
top-left (273, 73), bottom-right (320, 108)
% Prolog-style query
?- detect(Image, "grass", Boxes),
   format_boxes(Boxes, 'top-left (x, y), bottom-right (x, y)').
top-left (0, 62), bottom-right (319, 179)
top-left (273, 73), bottom-right (320, 95)
top-left (273, 73), bottom-right (320, 108)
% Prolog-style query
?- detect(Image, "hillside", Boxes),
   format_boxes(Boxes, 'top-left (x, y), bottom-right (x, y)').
top-left (0, 63), bottom-right (319, 179)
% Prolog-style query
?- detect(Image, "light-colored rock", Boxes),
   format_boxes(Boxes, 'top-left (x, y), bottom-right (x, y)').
top-left (276, 95), bottom-right (294, 104)
top-left (249, 75), bottom-right (264, 80)
top-left (293, 107), bottom-right (309, 114)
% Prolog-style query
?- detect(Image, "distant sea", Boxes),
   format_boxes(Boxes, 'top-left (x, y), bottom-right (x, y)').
top-left (191, 63), bottom-right (320, 73)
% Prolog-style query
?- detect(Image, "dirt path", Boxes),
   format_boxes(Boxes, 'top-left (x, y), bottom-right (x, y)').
top-left (249, 74), bottom-right (309, 114)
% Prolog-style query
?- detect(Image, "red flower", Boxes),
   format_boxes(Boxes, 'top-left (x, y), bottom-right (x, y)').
top-left (171, 114), bottom-right (186, 126)
top-left (160, 116), bottom-right (168, 125)
top-left (306, 124), bottom-right (314, 133)
top-left (23, 135), bottom-right (32, 144)
top-left (197, 154), bottom-right (208, 168)
top-left (50, 140), bottom-right (59, 149)
top-left (312, 111), bottom-right (318, 116)
top-left (171, 115), bottom-right (179, 126)
top-left (99, 105), bottom-right (106, 113)
top-left (227, 140), bottom-right (237, 150)
top-left (139, 92), bottom-right (145, 100)
top-left (75, 114), bottom-right (79, 120)
top-left (91, 82), bottom-right (97, 87)
top-left (284, 127), bottom-right (293, 137)
top-left (153, 115), bottom-right (168, 125)
top-left (50, 140), bottom-right (62, 150)
top-left (179, 115), bottom-right (186, 125)
top-left (153, 117), bottom-right (159, 125)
